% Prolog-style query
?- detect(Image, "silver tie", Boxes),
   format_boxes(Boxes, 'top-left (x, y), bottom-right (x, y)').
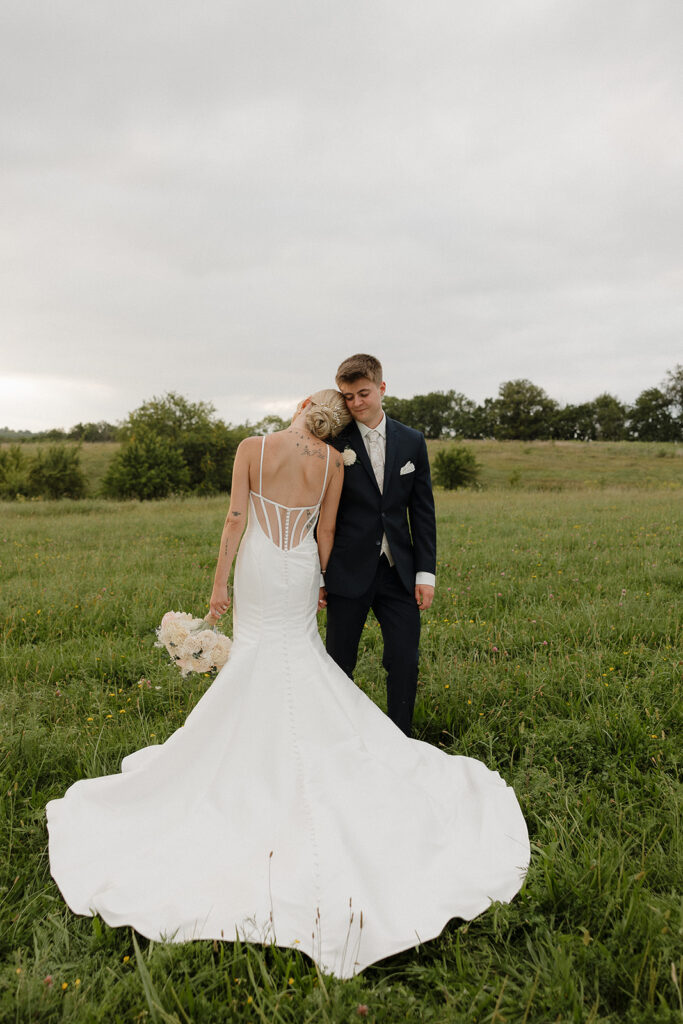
top-left (367, 429), bottom-right (384, 491)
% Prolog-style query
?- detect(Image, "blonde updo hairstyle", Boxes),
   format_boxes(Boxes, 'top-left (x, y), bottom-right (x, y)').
top-left (304, 389), bottom-right (352, 440)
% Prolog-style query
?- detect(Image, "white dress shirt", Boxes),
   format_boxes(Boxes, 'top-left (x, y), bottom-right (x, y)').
top-left (357, 414), bottom-right (435, 589)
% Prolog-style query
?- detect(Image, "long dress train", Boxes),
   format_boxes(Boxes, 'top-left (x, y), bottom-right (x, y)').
top-left (47, 439), bottom-right (530, 978)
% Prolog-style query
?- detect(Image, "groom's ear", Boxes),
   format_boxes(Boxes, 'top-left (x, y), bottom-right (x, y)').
top-left (380, 382), bottom-right (386, 399)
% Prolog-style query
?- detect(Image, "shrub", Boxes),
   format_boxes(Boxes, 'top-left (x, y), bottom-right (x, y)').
top-left (27, 445), bottom-right (87, 499)
top-left (102, 428), bottom-right (190, 500)
top-left (432, 445), bottom-right (481, 490)
top-left (0, 445), bottom-right (31, 499)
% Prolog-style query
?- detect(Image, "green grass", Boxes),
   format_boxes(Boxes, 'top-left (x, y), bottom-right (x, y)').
top-left (1, 483), bottom-right (681, 1022)
top-left (4, 439), bottom-right (682, 500)
top-left (427, 439), bottom-right (683, 491)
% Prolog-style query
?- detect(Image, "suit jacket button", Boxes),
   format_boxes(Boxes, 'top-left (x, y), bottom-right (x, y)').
top-left (375, 540), bottom-right (381, 546)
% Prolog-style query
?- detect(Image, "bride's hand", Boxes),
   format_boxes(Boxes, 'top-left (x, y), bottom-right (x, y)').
top-left (210, 587), bottom-right (231, 618)
top-left (317, 587), bottom-right (327, 611)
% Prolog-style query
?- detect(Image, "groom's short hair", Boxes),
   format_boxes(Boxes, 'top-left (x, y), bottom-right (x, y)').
top-left (336, 354), bottom-right (383, 387)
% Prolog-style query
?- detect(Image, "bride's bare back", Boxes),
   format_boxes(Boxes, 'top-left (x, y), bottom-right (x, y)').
top-left (250, 430), bottom-right (331, 551)
top-left (209, 418), bottom-right (344, 617)
top-left (252, 429), bottom-right (330, 506)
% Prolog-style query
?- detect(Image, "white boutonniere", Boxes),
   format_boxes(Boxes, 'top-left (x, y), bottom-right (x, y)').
top-left (342, 448), bottom-right (357, 466)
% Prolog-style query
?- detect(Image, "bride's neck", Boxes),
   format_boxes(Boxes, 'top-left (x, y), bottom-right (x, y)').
top-left (288, 414), bottom-right (315, 438)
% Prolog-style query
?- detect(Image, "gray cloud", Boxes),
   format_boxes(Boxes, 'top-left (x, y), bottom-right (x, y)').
top-left (1, 0), bottom-right (681, 429)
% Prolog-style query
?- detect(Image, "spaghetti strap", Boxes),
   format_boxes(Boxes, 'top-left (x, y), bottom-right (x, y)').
top-left (255, 436), bottom-right (275, 543)
top-left (317, 444), bottom-right (330, 505)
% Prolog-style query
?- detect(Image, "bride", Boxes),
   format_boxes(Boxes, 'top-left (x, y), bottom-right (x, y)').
top-left (47, 388), bottom-right (530, 979)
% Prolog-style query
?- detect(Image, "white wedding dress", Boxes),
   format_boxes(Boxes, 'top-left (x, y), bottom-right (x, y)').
top-left (47, 437), bottom-right (530, 979)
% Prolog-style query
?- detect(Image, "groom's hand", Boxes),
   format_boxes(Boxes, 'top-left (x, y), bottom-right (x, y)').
top-left (415, 584), bottom-right (434, 611)
top-left (318, 587), bottom-right (328, 611)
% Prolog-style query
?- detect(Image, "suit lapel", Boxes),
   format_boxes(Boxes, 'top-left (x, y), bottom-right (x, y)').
top-left (383, 417), bottom-right (399, 502)
top-left (345, 422), bottom-right (381, 495)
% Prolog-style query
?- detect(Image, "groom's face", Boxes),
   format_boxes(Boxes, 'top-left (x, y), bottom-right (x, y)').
top-left (339, 377), bottom-right (386, 429)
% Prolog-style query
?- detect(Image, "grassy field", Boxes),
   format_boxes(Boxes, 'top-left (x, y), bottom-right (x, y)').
top-left (426, 439), bottom-right (683, 491)
top-left (4, 439), bottom-right (682, 497)
top-left (0, 475), bottom-right (681, 1021)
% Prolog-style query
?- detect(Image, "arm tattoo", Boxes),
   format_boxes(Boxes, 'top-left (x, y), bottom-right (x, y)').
top-left (231, 511), bottom-right (242, 517)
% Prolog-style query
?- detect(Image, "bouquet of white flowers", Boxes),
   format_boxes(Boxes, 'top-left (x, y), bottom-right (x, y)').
top-left (155, 611), bottom-right (232, 677)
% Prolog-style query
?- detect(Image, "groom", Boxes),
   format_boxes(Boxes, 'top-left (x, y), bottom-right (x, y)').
top-left (323, 354), bottom-right (437, 736)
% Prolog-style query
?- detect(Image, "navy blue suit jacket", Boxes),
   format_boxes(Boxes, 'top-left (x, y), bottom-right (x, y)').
top-left (325, 417), bottom-right (437, 598)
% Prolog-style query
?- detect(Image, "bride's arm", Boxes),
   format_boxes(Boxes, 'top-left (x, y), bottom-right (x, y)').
top-left (316, 455), bottom-right (343, 606)
top-left (209, 438), bottom-right (253, 618)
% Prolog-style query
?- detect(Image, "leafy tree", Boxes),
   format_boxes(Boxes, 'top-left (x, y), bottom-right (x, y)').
top-left (119, 392), bottom-right (217, 441)
top-left (383, 391), bottom-right (477, 439)
top-left (35, 428), bottom-right (68, 441)
top-left (27, 445), bottom-right (87, 499)
top-left (0, 445), bottom-right (31, 498)
top-left (104, 393), bottom-right (249, 499)
top-left (0, 427), bottom-right (34, 441)
top-left (383, 395), bottom-right (418, 428)
top-left (628, 387), bottom-right (680, 441)
top-left (495, 380), bottom-right (558, 440)
top-left (103, 428), bottom-right (190, 500)
top-left (469, 398), bottom-right (500, 439)
top-left (593, 393), bottom-right (628, 441)
top-left (68, 421), bottom-right (120, 442)
top-left (252, 415), bottom-right (289, 435)
top-left (410, 392), bottom-right (456, 438)
top-left (663, 364), bottom-right (683, 433)
top-left (551, 403), bottom-right (597, 441)
top-left (382, 393), bottom-right (433, 437)
top-left (432, 446), bottom-right (481, 489)
top-left (443, 392), bottom-right (479, 438)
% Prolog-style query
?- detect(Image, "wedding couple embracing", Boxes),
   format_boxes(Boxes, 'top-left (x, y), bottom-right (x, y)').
top-left (47, 354), bottom-right (529, 979)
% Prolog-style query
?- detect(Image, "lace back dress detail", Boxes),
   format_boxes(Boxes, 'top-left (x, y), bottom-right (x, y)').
top-left (250, 435), bottom-right (330, 551)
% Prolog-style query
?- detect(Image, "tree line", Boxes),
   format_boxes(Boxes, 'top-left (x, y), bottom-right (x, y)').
top-left (3, 364), bottom-right (681, 447)
top-left (382, 365), bottom-right (682, 442)
top-left (1, 367), bottom-right (681, 500)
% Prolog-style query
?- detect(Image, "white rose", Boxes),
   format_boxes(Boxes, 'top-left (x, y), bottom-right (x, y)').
top-left (342, 448), bottom-right (357, 466)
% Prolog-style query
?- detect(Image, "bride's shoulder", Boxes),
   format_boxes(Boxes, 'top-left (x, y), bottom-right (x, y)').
top-left (234, 435), bottom-right (264, 464)
top-left (238, 435), bottom-right (263, 451)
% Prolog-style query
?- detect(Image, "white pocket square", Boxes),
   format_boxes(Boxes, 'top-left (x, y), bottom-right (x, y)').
top-left (399, 461), bottom-right (415, 475)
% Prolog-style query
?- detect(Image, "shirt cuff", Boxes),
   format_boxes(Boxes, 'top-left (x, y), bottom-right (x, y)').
top-left (415, 572), bottom-right (435, 588)
top-left (319, 572), bottom-right (326, 587)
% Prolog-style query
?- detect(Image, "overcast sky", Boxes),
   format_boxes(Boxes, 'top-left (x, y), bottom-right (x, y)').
top-left (1, 0), bottom-right (681, 431)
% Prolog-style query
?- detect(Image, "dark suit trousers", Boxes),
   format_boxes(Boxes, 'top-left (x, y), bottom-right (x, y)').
top-left (325, 556), bottom-right (421, 737)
